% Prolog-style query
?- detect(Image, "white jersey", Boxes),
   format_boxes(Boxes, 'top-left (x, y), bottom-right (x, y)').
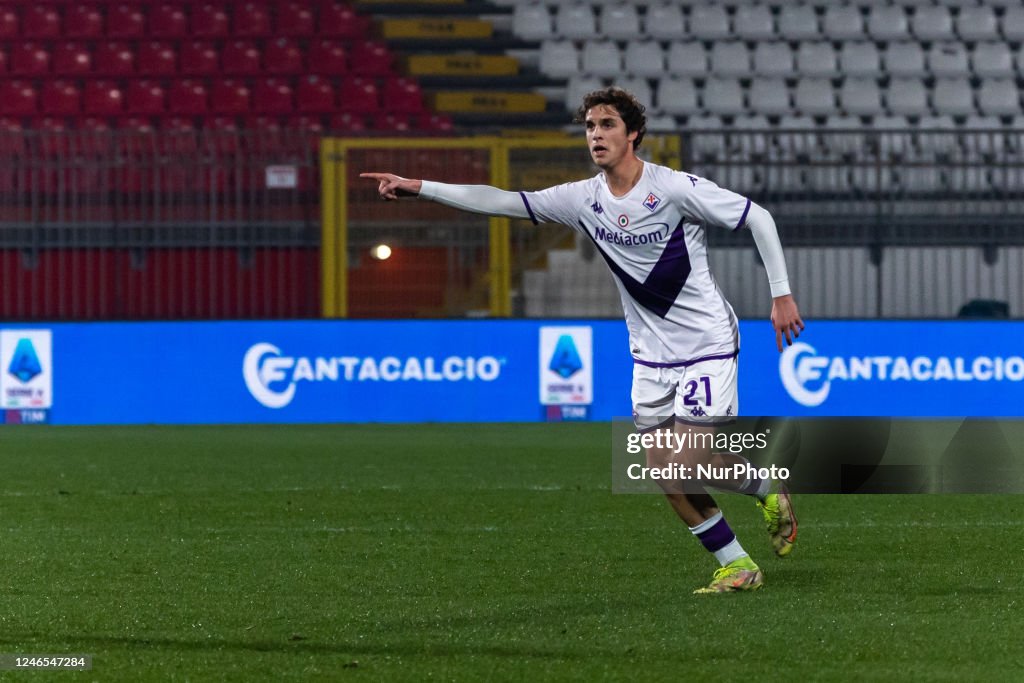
top-left (520, 162), bottom-right (750, 367)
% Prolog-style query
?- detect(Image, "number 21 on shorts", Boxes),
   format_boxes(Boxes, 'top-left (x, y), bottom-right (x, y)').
top-left (682, 376), bottom-right (711, 406)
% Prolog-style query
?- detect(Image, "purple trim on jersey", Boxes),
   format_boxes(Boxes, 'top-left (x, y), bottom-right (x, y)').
top-left (581, 218), bottom-right (691, 319)
top-left (633, 349), bottom-right (739, 369)
top-left (520, 192), bottom-right (538, 225)
top-left (733, 198), bottom-right (751, 231)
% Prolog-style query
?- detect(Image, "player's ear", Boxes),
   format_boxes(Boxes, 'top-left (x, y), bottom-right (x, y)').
top-left (627, 129), bottom-right (638, 148)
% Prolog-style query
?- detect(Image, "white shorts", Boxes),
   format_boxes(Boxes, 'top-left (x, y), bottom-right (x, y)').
top-left (631, 356), bottom-right (739, 431)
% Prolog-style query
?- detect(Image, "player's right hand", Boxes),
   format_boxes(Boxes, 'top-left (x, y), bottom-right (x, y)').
top-left (359, 172), bottom-right (422, 200)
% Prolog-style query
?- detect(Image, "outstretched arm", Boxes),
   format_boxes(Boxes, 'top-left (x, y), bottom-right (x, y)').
top-left (744, 203), bottom-right (805, 352)
top-left (360, 173), bottom-right (531, 219)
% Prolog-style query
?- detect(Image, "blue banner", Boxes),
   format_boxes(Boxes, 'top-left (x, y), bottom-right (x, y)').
top-left (0, 320), bottom-right (1021, 424)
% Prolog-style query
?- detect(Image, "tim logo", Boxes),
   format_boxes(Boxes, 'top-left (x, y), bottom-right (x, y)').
top-left (643, 193), bottom-right (660, 212)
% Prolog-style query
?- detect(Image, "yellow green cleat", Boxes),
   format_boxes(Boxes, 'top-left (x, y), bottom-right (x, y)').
top-left (758, 484), bottom-right (798, 557)
top-left (693, 556), bottom-right (764, 594)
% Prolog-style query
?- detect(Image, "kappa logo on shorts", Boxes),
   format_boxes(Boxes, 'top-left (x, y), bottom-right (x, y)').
top-left (690, 406), bottom-right (707, 417)
top-left (642, 192), bottom-right (661, 212)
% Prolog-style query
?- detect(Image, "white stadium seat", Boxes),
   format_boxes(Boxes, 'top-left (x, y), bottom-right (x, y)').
top-left (960, 114), bottom-right (1005, 161)
top-left (1004, 7), bottom-right (1024, 42)
top-left (932, 77), bottom-right (975, 117)
top-left (871, 114), bottom-right (911, 160)
top-left (666, 42), bottom-right (708, 79)
top-left (539, 41), bottom-right (579, 79)
top-left (928, 43), bottom-right (969, 78)
top-left (911, 6), bottom-right (954, 42)
top-left (914, 114), bottom-right (958, 158)
top-left (840, 78), bottom-right (883, 116)
top-left (956, 5), bottom-right (998, 42)
top-left (886, 78), bottom-right (929, 117)
top-left (867, 5), bottom-right (910, 41)
top-left (600, 5), bottom-right (640, 40)
top-left (778, 5), bottom-right (820, 41)
top-left (822, 5), bottom-right (865, 41)
top-left (839, 42), bottom-right (881, 78)
top-left (624, 41), bottom-right (665, 79)
top-left (795, 78), bottom-right (836, 116)
top-left (702, 77), bottom-right (745, 116)
top-left (684, 115), bottom-right (726, 163)
top-left (709, 42), bottom-right (750, 77)
top-left (581, 41), bottom-right (622, 78)
top-left (796, 42), bottom-right (838, 77)
top-left (884, 43), bottom-right (926, 78)
top-left (618, 77), bottom-right (652, 110)
top-left (977, 78), bottom-right (1019, 117)
top-left (555, 4), bottom-right (597, 41)
top-left (565, 76), bottom-right (603, 112)
top-left (734, 4), bottom-right (775, 41)
top-left (972, 43), bottom-right (1013, 79)
top-left (512, 3), bottom-right (553, 42)
top-left (752, 42), bottom-right (793, 77)
top-left (774, 114), bottom-right (818, 158)
top-left (688, 5), bottom-right (730, 40)
top-left (730, 114), bottom-right (772, 161)
top-left (644, 4), bottom-right (685, 41)
top-left (749, 78), bottom-right (791, 116)
top-left (656, 76), bottom-right (698, 116)
top-left (646, 114), bottom-right (678, 134)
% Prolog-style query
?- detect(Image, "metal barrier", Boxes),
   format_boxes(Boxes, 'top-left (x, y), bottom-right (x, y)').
top-left (0, 128), bottom-right (320, 320)
top-left (3, 128), bottom-right (1022, 321)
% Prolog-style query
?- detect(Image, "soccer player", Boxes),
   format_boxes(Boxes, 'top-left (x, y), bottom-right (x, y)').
top-left (362, 87), bottom-right (803, 594)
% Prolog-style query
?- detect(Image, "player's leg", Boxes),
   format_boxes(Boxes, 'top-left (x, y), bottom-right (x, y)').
top-left (633, 364), bottom-right (761, 593)
top-left (677, 357), bottom-right (798, 558)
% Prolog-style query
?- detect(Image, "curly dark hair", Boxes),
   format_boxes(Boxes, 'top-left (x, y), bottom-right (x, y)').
top-left (573, 86), bottom-right (648, 151)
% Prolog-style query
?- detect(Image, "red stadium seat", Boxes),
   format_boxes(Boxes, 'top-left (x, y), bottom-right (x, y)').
top-left (33, 116), bottom-right (70, 161)
top-left (244, 115), bottom-right (285, 153)
top-left (94, 42), bottom-right (135, 77)
top-left (137, 41), bottom-right (177, 76)
top-left (167, 79), bottom-right (209, 115)
top-left (320, 3), bottom-right (367, 39)
top-left (296, 76), bottom-right (336, 113)
top-left (288, 114), bottom-right (325, 134)
top-left (40, 80), bottom-right (82, 117)
top-left (0, 48), bottom-right (7, 75)
top-left (307, 39), bottom-right (347, 75)
top-left (107, 4), bottom-right (145, 39)
top-left (160, 115), bottom-right (199, 157)
top-left (211, 79), bottom-right (251, 115)
top-left (52, 42), bottom-right (93, 76)
top-left (191, 3), bottom-right (229, 39)
top-left (372, 113), bottom-right (411, 132)
top-left (277, 1), bottom-right (314, 37)
top-left (419, 113), bottom-right (454, 133)
top-left (221, 40), bottom-right (261, 76)
top-left (349, 41), bottom-right (393, 76)
top-left (253, 78), bottom-right (294, 114)
top-left (0, 81), bottom-right (37, 117)
top-left (264, 38), bottom-right (303, 75)
top-left (22, 6), bottom-right (60, 40)
top-left (329, 111), bottom-right (367, 133)
top-left (338, 77), bottom-right (379, 115)
top-left (76, 117), bottom-right (114, 159)
top-left (149, 4), bottom-right (188, 39)
top-left (0, 7), bottom-right (18, 40)
top-left (382, 77), bottom-right (424, 115)
top-left (65, 5), bottom-right (104, 40)
top-left (234, 2), bottom-right (271, 37)
top-left (83, 81), bottom-right (124, 117)
top-left (126, 80), bottom-right (167, 115)
top-left (179, 40), bottom-right (219, 76)
top-left (10, 42), bottom-right (50, 76)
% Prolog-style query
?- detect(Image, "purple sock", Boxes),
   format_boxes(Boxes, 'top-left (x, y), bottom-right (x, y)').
top-left (689, 512), bottom-right (747, 566)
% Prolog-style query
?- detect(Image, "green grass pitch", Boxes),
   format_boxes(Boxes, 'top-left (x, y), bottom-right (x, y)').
top-left (0, 423), bottom-right (1021, 681)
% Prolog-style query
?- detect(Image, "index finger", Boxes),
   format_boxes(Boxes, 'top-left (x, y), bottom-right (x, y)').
top-left (359, 172), bottom-right (388, 180)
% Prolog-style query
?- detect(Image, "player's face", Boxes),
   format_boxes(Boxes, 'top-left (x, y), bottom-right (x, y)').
top-left (585, 105), bottom-right (638, 169)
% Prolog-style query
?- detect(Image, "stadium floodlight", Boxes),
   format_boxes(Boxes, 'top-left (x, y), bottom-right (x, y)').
top-left (371, 244), bottom-right (392, 260)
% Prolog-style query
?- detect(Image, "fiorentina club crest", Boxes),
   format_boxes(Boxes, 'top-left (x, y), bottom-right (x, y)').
top-left (643, 192), bottom-right (660, 212)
